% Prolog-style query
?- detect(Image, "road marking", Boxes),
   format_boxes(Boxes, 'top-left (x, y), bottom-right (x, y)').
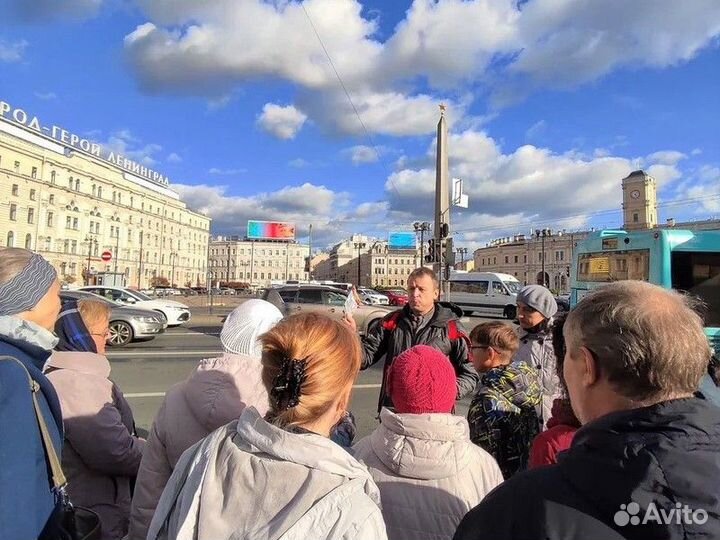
top-left (125, 383), bottom-right (381, 399)
top-left (108, 350), bottom-right (223, 358)
top-left (164, 332), bottom-right (220, 336)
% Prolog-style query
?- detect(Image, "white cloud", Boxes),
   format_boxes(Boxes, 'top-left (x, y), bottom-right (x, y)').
top-left (524, 120), bottom-right (546, 141)
top-left (0, 39), bottom-right (28, 63)
top-left (208, 167), bottom-right (247, 176)
top-left (504, 0), bottom-right (720, 96)
top-left (96, 129), bottom-right (162, 166)
top-left (386, 128), bottom-right (638, 235)
top-left (691, 148), bottom-right (703, 156)
top-left (647, 150), bottom-right (687, 166)
top-left (289, 158), bottom-right (310, 168)
top-left (123, 0), bottom-right (720, 131)
top-left (300, 88), bottom-right (465, 137)
top-left (346, 145), bottom-right (383, 165)
top-left (34, 91), bottom-right (57, 100)
top-left (166, 152), bottom-right (183, 163)
top-left (675, 165), bottom-right (720, 214)
top-left (257, 103), bottom-right (307, 140)
top-left (171, 181), bottom-right (354, 247)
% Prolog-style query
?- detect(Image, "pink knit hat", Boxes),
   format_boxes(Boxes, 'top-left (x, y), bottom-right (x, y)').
top-left (387, 345), bottom-right (456, 414)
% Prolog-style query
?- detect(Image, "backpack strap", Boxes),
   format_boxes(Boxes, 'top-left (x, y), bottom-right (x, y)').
top-left (448, 320), bottom-right (473, 362)
top-left (0, 356), bottom-right (67, 489)
top-left (382, 311), bottom-right (402, 332)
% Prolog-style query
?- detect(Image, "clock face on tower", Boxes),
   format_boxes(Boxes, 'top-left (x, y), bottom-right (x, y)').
top-left (630, 190), bottom-right (641, 199)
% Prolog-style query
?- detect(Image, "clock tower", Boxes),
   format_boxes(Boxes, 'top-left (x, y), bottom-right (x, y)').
top-left (622, 170), bottom-right (657, 230)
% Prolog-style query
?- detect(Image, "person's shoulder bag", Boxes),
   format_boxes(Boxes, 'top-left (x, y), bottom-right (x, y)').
top-left (0, 355), bottom-right (101, 540)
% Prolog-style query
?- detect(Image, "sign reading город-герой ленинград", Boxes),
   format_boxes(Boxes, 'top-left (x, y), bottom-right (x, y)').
top-left (0, 99), bottom-right (170, 188)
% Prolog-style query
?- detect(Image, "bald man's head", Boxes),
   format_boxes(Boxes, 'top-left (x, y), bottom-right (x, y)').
top-left (565, 281), bottom-right (711, 403)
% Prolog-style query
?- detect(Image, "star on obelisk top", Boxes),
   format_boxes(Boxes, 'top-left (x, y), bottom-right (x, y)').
top-left (439, 103), bottom-right (446, 116)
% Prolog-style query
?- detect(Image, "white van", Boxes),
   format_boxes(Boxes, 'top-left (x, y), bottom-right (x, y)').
top-left (447, 272), bottom-right (522, 319)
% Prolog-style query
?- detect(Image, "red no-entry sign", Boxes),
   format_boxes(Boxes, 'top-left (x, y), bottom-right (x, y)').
top-left (101, 250), bottom-right (112, 262)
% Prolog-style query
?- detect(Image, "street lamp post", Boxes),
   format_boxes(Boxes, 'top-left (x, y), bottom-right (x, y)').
top-left (535, 228), bottom-right (551, 287)
top-left (354, 242), bottom-right (366, 287)
top-left (413, 221), bottom-right (431, 263)
top-left (84, 235), bottom-right (97, 286)
top-left (170, 252), bottom-right (177, 287)
top-left (456, 247), bottom-right (468, 264)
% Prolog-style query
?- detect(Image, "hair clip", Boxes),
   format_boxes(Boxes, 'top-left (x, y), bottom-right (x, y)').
top-left (271, 357), bottom-right (308, 410)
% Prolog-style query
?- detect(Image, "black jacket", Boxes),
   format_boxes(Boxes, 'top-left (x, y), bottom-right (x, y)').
top-left (454, 397), bottom-right (720, 540)
top-left (361, 302), bottom-right (478, 412)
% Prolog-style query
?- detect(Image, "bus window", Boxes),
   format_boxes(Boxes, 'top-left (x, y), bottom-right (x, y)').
top-left (450, 280), bottom-right (489, 294)
top-left (577, 250), bottom-right (650, 282)
top-left (671, 252), bottom-right (720, 327)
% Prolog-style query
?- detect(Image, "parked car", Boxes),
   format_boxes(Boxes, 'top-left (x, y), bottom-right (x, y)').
top-left (60, 290), bottom-right (166, 347)
top-left (383, 289), bottom-right (409, 306)
top-left (264, 284), bottom-right (393, 335)
top-left (357, 288), bottom-right (390, 305)
top-left (78, 286), bottom-right (191, 326)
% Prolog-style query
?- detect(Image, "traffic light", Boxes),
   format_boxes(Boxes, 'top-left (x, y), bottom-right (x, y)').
top-left (442, 237), bottom-right (455, 266)
top-left (440, 222), bottom-right (449, 239)
top-left (425, 239), bottom-right (435, 263)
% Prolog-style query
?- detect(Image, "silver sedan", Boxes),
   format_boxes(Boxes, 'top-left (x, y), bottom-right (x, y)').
top-left (59, 290), bottom-right (167, 346)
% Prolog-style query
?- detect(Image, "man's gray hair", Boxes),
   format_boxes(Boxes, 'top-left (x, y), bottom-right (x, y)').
top-left (565, 281), bottom-right (710, 402)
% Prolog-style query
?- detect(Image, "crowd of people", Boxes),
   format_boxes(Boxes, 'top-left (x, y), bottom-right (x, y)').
top-left (1, 247), bottom-right (719, 540)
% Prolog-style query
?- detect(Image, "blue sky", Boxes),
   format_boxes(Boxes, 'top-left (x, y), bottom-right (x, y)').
top-left (1, 0), bottom-right (719, 249)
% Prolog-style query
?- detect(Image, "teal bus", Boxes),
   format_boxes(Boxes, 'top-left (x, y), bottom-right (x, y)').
top-left (570, 228), bottom-right (720, 352)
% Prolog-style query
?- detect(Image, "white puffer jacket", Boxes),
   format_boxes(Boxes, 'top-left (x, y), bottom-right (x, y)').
top-left (353, 408), bottom-right (503, 540)
top-left (148, 407), bottom-right (387, 540)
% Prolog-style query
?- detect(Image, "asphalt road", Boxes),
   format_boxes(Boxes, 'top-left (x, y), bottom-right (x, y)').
top-left (108, 307), bottom-right (514, 441)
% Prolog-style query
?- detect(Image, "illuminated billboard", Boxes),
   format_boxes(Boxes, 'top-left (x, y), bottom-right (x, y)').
top-left (247, 220), bottom-right (296, 240)
top-left (388, 231), bottom-right (416, 250)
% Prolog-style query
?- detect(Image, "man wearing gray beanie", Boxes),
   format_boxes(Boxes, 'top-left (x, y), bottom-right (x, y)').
top-left (514, 285), bottom-right (561, 429)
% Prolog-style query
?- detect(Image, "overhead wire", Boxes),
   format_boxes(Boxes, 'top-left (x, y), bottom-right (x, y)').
top-left (300, 1), bottom-right (402, 201)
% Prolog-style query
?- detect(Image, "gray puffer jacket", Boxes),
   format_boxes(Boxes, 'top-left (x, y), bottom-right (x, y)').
top-left (513, 323), bottom-right (561, 428)
top-left (353, 409), bottom-right (503, 540)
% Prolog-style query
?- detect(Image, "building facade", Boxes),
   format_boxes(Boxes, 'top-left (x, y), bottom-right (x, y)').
top-left (208, 236), bottom-right (310, 288)
top-left (0, 110), bottom-right (211, 289)
top-left (470, 170), bottom-right (719, 292)
top-left (313, 234), bottom-right (420, 288)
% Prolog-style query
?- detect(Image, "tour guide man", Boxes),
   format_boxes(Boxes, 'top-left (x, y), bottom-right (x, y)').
top-left (345, 267), bottom-right (478, 412)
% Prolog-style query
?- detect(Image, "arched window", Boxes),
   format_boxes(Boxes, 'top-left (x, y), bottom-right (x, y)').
top-left (74, 179), bottom-right (80, 191)
top-left (92, 185), bottom-right (97, 197)
top-left (97, 187), bottom-right (103, 198)
top-left (25, 234), bottom-right (32, 249)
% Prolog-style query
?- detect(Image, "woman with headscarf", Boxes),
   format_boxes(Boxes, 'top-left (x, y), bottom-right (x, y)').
top-left (147, 312), bottom-right (386, 540)
top-left (45, 298), bottom-right (145, 540)
top-left (0, 248), bottom-right (63, 540)
top-left (128, 299), bottom-right (283, 540)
